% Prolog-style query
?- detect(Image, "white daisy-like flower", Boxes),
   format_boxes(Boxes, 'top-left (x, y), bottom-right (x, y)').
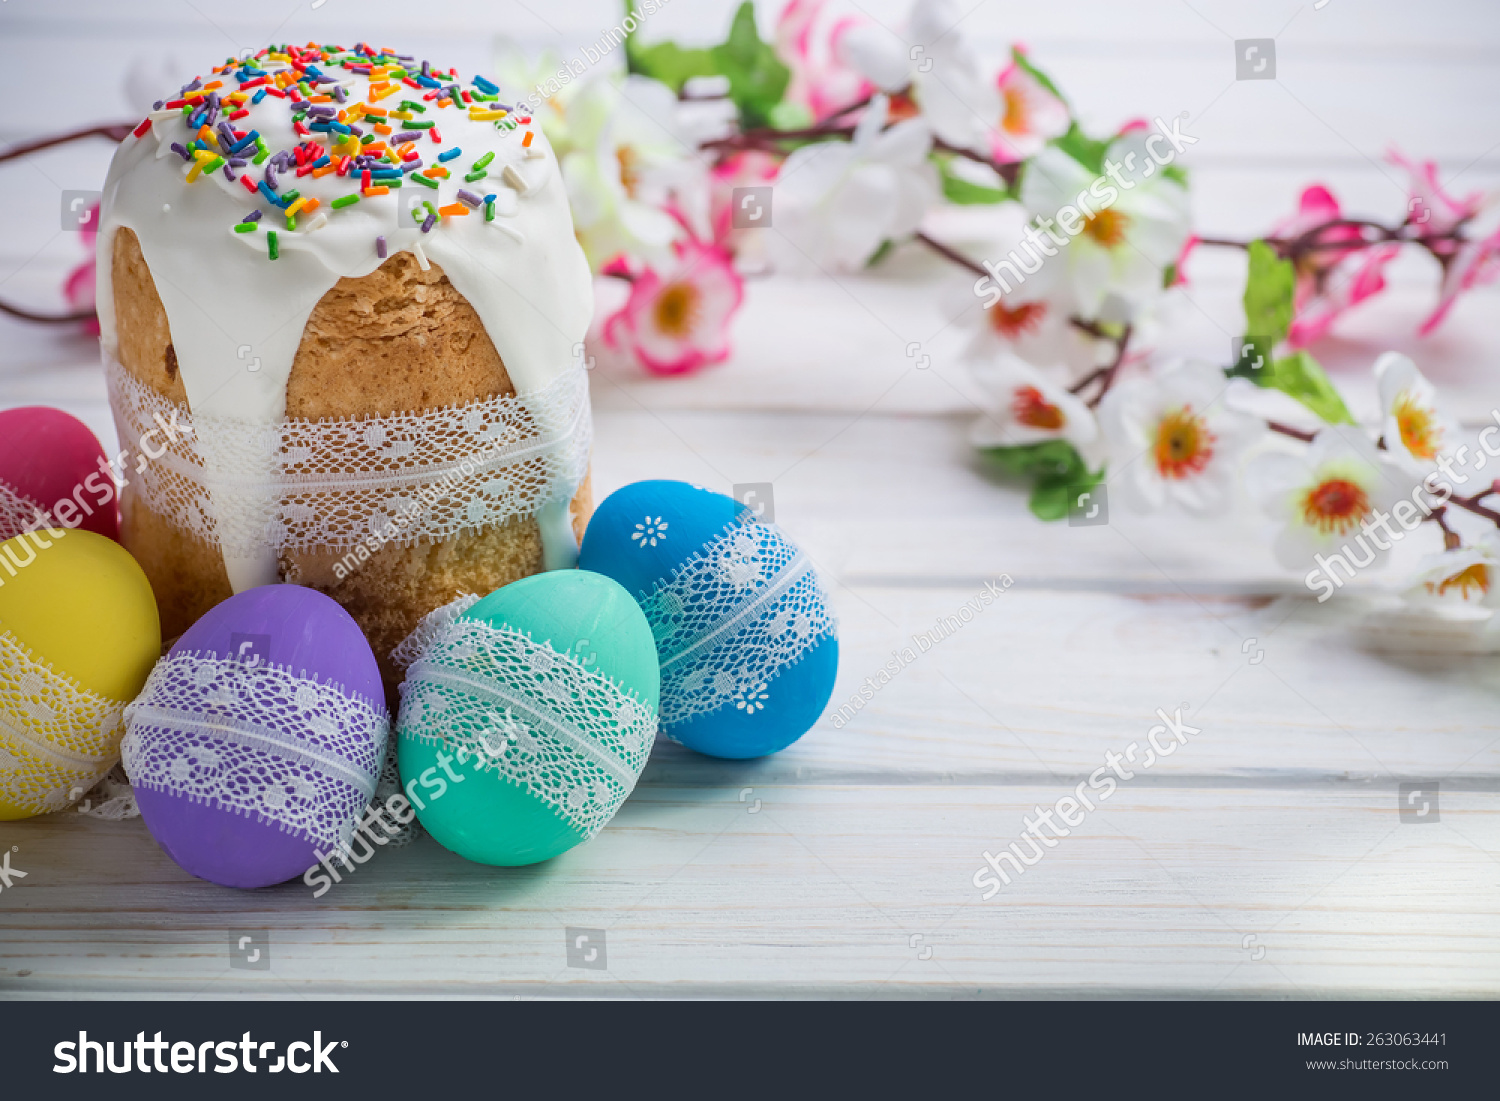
top-left (1407, 534), bottom-right (1500, 607)
top-left (632, 516), bottom-right (668, 547)
top-left (768, 94), bottom-right (938, 273)
top-left (734, 683), bottom-right (770, 713)
top-left (969, 355), bottom-right (1099, 454)
top-left (1373, 352), bottom-right (1455, 474)
top-left (1018, 130), bottom-right (1192, 319)
top-left (1099, 361), bottom-right (1263, 516)
top-left (1245, 425), bottom-right (1411, 570)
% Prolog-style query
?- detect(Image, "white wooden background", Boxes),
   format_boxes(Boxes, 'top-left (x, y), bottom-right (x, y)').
top-left (1, 0), bottom-right (1498, 998)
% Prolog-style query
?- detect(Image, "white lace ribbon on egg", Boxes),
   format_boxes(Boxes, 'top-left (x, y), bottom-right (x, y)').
top-left (103, 353), bottom-right (591, 557)
top-left (122, 652), bottom-right (389, 849)
top-left (0, 479), bottom-right (51, 543)
top-left (640, 514), bottom-right (837, 726)
top-left (0, 629), bottom-right (129, 817)
top-left (395, 599), bottom-right (657, 840)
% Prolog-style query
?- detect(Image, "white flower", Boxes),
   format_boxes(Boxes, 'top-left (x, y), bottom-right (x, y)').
top-left (1406, 535), bottom-right (1500, 608)
top-left (493, 38), bottom-right (573, 151)
top-left (1099, 361), bottom-right (1262, 516)
top-left (1018, 130), bottom-right (1191, 318)
top-left (835, 2), bottom-right (1069, 162)
top-left (633, 516), bottom-right (668, 547)
top-left (560, 75), bottom-right (730, 268)
top-left (1373, 352), bottom-right (1454, 474)
top-left (962, 258), bottom-right (1101, 377)
top-left (769, 94), bottom-right (938, 272)
top-left (969, 356), bottom-right (1098, 453)
top-left (1245, 425), bottom-right (1410, 570)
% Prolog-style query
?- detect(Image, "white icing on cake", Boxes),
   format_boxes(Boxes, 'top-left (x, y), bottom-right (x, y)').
top-left (95, 48), bottom-right (594, 590)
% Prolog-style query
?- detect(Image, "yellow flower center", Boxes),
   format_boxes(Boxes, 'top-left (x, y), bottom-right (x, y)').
top-left (1428, 563), bottom-right (1490, 600)
top-left (1300, 477), bottom-right (1370, 536)
top-left (1011, 385), bottom-right (1066, 431)
top-left (1153, 406), bottom-right (1214, 479)
top-left (988, 298), bottom-right (1047, 339)
top-left (1394, 390), bottom-right (1442, 461)
top-left (653, 281), bottom-right (700, 338)
top-left (616, 144), bottom-right (641, 199)
top-left (1001, 86), bottom-right (1028, 134)
top-left (1082, 207), bottom-right (1129, 248)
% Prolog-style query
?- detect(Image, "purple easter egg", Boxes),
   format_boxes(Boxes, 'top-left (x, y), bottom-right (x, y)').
top-left (123, 584), bottom-right (387, 889)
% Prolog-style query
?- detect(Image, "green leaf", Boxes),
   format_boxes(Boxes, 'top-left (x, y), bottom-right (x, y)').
top-left (625, 39), bottom-right (717, 91)
top-left (982, 441), bottom-right (1105, 521)
top-left (1256, 350), bottom-right (1356, 425)
top-left (766, 99), bottom-right (813, 131)
top-left (710, 1), bottom-right (791, 131)
top-left (939, 158), bottom-right (1011, 205)
top-left (1050, 121), bottom-right (1109, 174)
top-left (983, 439), bottom-right (1085, 480)
top-left (1009, 47), bottom-right (1068, 105)
top-left (1160, 163), bottom-right (1188, 187)
top-left (1243, 239), bottom-right (1295, 346)
top-left (865, 239), bottom-right (896, 267)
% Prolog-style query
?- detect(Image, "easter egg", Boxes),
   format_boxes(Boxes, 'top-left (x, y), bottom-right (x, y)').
top-left (578, 480), bottom-right (838, 759)
top-left (0, 407), bottom-right (118, 542)
top-left (395, 570), bottom-right (659, 866)
top-left (122, 585), bottom-right (388, 889)
top-left (0, 527), bottom-right (159, 819)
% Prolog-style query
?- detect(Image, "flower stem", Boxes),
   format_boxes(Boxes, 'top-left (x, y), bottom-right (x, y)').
top-left (1197, 218), bottom-right (1469, 263)
top-left (0, 122), bottom-right (135, 165)
top-left (1267, 420), bottom-right (1317, 442)
top-left (0, 300), bottom-right (95, 325)
top-left (914, 230), bottom-right (988, 277)
top-left (1066, 321), bottom-right (1133, 407)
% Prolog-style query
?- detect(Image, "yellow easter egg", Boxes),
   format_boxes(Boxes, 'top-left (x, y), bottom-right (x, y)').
top-left (0, 527), bottom-right (161, 820)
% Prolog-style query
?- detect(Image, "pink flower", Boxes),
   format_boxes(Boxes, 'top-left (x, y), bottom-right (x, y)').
top-left (1388, 148), bottom-right (1483, 253)
top-left (775, 0), bottom-right (874, 122)
top-left (61, 200), bottom-right (100, 335)
top-left (709, 149), bottom-right (781, 251)
top-left (1272, 185), bottom-right (1397, 347)
top-left (988, 57), bottom-right (1070, 163)
top-left (1419, 224), bottom-right (1500, 335)
top-left (602, 238), bottom-right (744, 376)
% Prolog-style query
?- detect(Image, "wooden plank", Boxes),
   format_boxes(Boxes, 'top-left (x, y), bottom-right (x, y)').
top-left (2, 784), bottom-right (1495, 997)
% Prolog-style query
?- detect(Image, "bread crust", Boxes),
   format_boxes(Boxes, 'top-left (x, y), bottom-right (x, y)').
top-left (110, 228), bottom-right (591, 682)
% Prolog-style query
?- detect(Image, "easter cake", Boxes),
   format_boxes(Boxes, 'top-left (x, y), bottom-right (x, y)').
top-left (96, 43), bottom-right (595, 681)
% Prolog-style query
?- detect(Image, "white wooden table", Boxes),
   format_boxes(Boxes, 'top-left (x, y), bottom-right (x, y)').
top-left (1, 0), bottom-right (1498, 998)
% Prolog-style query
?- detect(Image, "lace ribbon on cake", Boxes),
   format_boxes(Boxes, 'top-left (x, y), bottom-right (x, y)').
top-left (641, 514), bottom-right (836, 726)
top-left (122, 652), bottom-right (389, 849)
top-left (397, 601), bottom-right (657, 840)
top-left (0, 630), bottom-right (129, 817)
top-left (104, 353), bottom-right (591, 556)
top-left (0, 480), bottom-right (50, 543)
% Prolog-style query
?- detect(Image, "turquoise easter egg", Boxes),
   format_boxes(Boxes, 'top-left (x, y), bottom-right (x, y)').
top-left (395, 570), bottom-right (659, 866)
top-left (578, 480), bottom-right (839, 759)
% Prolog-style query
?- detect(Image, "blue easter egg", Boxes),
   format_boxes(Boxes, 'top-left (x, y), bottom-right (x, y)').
top-left (123, 585), bottom-right (388, 889)
top-left (578, 480), bottom-right (838, 759)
